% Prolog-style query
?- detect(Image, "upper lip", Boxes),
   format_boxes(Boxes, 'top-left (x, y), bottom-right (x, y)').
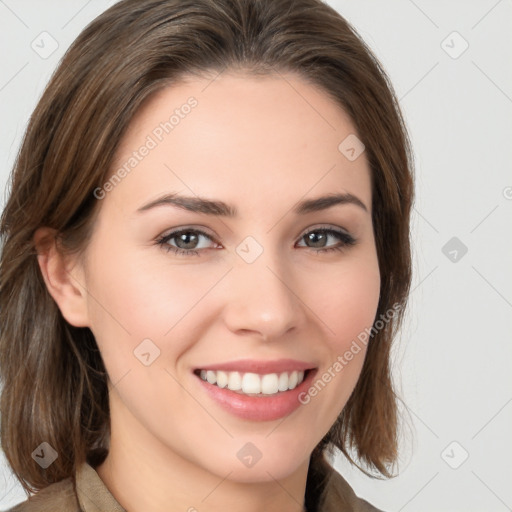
top-left (194, 359), bottom-right (316, 374)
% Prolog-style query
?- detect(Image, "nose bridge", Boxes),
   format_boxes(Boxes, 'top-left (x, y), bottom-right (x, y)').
top-left (222, 235), bottom-right (303, 339)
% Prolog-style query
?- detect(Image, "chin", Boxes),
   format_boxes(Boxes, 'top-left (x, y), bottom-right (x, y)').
top-left (198, 439), bottom-right (312, 484)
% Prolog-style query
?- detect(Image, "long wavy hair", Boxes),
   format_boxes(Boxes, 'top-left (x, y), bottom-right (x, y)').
top-left (0, 0), bottom-right (414, 508)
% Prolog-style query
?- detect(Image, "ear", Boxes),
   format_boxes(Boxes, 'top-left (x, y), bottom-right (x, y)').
top-left (34, 227), bottom-right (90, 327)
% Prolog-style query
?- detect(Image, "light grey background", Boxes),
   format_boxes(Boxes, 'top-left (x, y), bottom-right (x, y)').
top-left (0, 1), bottom-right (511, 510)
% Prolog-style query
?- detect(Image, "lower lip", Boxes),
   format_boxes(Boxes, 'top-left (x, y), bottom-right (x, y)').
top-left (193, 369), bottom-right (317, 421)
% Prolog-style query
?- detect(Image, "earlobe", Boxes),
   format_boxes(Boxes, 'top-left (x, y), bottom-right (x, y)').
top-left (33, 227), bottom-right (90, 328)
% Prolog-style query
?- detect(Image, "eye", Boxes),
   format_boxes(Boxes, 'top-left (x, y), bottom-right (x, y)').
top-left (156, 225), bottom-right (357, 257)
top-left (296, 226), bottom-right (356, 254)
top-left (156, 228), bottom-right (218, 257)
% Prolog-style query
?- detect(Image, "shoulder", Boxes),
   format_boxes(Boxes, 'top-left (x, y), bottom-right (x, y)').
top-left (3, 477), bottom-right (80, 512)
top-left (321, 467), bottom-right (384, 512)
top-left (4, 462), bottom-right (125, 512)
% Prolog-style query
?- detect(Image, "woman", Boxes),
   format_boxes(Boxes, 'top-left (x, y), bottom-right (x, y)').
top-left (0, 0), bottom-right (414, 510)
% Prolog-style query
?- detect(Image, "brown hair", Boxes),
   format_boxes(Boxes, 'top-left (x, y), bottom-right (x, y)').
top-left (0, 0), bottom-right (414, 504)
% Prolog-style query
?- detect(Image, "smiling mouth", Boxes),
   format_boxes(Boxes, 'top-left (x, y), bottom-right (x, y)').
top-left (193, 368), bottom-right (313, 396)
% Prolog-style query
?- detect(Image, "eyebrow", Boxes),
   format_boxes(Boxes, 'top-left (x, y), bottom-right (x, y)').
top-left (136, 192), bottom-right (368, 216)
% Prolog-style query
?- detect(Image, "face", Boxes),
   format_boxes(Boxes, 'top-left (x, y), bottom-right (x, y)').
top-left (77, 71), bottom-right (380, 482)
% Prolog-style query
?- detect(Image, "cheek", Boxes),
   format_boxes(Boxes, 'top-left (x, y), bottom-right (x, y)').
top-left (299, 252), bottom-right (380, 407)
top-left (306, 254), bottom-right (381, 351)
top-left (298, 260), bottom-right (380, 418)
top-left (83, 240), bottom-right (229, 374)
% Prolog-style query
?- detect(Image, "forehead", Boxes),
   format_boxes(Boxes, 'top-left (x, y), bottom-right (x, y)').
top-left (108, 71), bottom-right (372, 215)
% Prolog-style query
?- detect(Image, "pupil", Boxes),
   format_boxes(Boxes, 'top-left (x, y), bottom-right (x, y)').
top-left (177, 232), bottom-right (198, 249)
top-left (307, 232), bottom-right (326, 248)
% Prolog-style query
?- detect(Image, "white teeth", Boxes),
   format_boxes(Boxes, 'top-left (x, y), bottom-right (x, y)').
top-left (261, 373), bottom-right (279, 395)
top-left (227, 371), bottom-right (242, 391)
top-left (198, 369), bottom-right (306, 395)
top-left (242, 373), bottom-right (261, 394)
top-left (289, 370), bottom-right (298, 389)
top-left (216, 370), bottom-right (228, 388)
top-left (278, 372), bottom-right (289, 391)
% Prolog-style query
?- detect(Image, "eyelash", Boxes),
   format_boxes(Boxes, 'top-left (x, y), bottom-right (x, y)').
top-left (156, 225), bottom-right (357, 257)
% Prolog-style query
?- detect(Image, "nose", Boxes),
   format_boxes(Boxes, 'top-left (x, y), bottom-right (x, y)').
top-left (221, 246), bottom-right (305, 341)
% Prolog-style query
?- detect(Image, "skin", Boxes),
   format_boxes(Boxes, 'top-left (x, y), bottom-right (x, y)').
top-left (36, 71), bottom-right (380, 512)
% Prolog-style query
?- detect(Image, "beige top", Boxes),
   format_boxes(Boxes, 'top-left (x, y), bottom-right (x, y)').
top-left (5, 462), bottom-right (382, 512)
